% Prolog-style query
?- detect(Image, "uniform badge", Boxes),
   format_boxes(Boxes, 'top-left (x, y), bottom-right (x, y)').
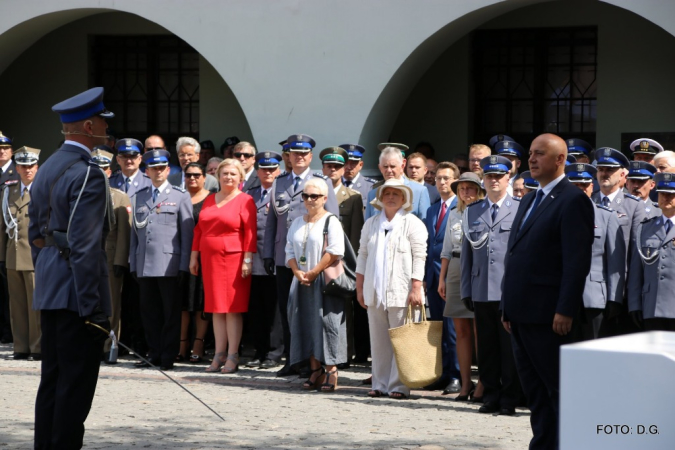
top-left (604, 148), bottom-right (612, 157)
top-left (264, 152), bottom-right (270, 158)
top-left (126, 139), bottom-right (132, 147)
top-left (640, 141), bottom-right (649, 150)
top-left (490, 156), bottom-right (497, 164)
top-left (349, 145), bottom-right (355, 150)
top-left (153, 150), bottom-right (160, 158)
top-left (632, 161), bottom-right (640, 169)
top-left (665, 173), bottom-right (673, 182)
top-left (506, 200), bottom-right (511, 207)
top-left (498, 135), bottom-right (504, 141)
top-left (577, 164), bottom-right (584, 172)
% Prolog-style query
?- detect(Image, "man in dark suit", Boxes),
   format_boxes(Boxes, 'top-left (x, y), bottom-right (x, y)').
top-left (234, 141), bottom-right (260, 192)
top-left (501, 133), bottom-right (594, 449)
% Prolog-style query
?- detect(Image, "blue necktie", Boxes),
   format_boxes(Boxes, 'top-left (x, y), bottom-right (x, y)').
top-left (293, 176), bottom-right (301, 192)
top-left (522, 190), bottom-right (545, 228)
top-left (344, 180), bottom-right (352, 188)
top-left (124, 177), bottom-right (131, 193)
top-left (261, 189), bottom-right (268, 200)
top-left (666, 219), bottom-right (673, 235)
top-left (491, 204), bottom-right (499, 222)
top-left (153, 188), bottom-right (159, 203)
top-left (601, 196), bottom-right (610, 208)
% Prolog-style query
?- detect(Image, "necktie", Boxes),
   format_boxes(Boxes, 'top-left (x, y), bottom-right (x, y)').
top-left (491, 203), bottom-right (499, 222)
top-left (601, 196), bottom-right (610, 208)
top-left (666, 219), bottom-right (673, 235)
top-left (344, 180), bottom-right (352, 188)
top-left (261, 189), bottom-right (268, 200)
top-left (435, 201), bottom-right (448, 234)
top-left (293, 176), bottom-right (301, 192)
top-left (522, 190), bottom-right (545, 228)
top-left (124, 177), bottom-right (131, 193)
top-left (22, 187), bottom-right (28, 200)
top-left (153, 188), bottom-right (159, 203)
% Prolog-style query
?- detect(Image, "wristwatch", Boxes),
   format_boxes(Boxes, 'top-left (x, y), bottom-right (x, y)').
top-left (244, 258), bottom-right (252, 264)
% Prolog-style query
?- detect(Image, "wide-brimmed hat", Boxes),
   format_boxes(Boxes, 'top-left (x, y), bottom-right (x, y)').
top-left (451, 172), bottom-right (484, 195)
top-left (371, 179), bottom-right (413, 212)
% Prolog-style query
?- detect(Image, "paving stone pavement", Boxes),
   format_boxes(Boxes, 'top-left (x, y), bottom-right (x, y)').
top-left (0, 343), bottom-right (532, 449)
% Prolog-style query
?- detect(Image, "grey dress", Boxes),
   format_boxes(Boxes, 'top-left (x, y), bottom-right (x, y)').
top-left (440, 209), bottom-right (474, 319)
top-left (285, 214), bottom-right (347, 366)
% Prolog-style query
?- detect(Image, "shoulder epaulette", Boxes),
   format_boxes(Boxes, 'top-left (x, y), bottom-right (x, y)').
top-left (624, 193), bottom-right (640, 201)
top-left (364, 177), bottom-right (377, 183)
top-left (312, 172), bottom-right (328, 180)
top-left (133, 186), bottom-right (151, 196)
top-left (652, 201), bottom-right (660, 208)
top-left (596, 203), bottom-right (613, 212)
top-left (111, 168), bottom-right (121, 176)
top-left (4, 180), bottom-right (18, 186)
top-left (467, 199), bottom-right (483, 207)
top-left (641, 215), bottom-right (658, 224)
top-left (276, 171), bottom-right (290, 180)
top-left (512, 196), bottom-right (522, 202)
top-left (172, 185), bottom-right (187, 193)
top-left (372, 180), bottom-right (384, 189)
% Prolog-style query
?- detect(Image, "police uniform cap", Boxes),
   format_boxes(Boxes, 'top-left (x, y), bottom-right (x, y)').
top-left (495, 140), bottom-right (524, 158)
top-left (51, 87), bottom-right (114, 123)
top-left (255, 151), bottom-right (282, 169)
top-left (654, 172), bottom-right (675, 193)
top-left (200, 140), bottom-right (215, 151)
top-left (278, 139), bottom-right (291, 153)
top-left (320, 147), bottom-right (348, 165)
top-left (377, 142), bottom-right (409, 152)
top-left (0, 131), bottom-right (11, 147)
top-left (287, 134), bottom-right (316, 151)
top-left (221, 136), bottom-right (240, 152)
top-left (92, 145), bottom-right (113, 167)
top-left (626, 161), bottom-right (656, 180)
top-left (629, 138), bottom-right (663, 155)
top-left (566, 138), bottom-right (593, 157)
top-left (339, 143), bottom-right (366, 161)
top-left (13, 146), bottom-right (40, 165)
top-left (115, 138), bottom-right (144, 154)
top-left (565, 163), bottom-right (597, 183)
top-left (520, 170), bottom-right (539, 189)
top-left (142, 149), bottom-right (170, 167)
top-left (594, 147), bottom-right (629, 168)
top-left (480, 155), bottom-right (512, 174)
top-left (488, 134), bottom-right (514, 149)
top-left (566, 154), bottom-right (577, 165)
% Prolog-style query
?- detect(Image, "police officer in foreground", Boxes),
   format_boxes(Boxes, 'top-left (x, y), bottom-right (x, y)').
top-left (92, 146), bottom-right (132, 363)
top-left (565, 163), bottom-right (626, 340)
top-left (29, 87), bottom-right (113, 449)
top-left (1, 147), bottom-right (41, 360)
top-left (628, 171), bottom-right (675, 331)
top-left (263, 134), bottom-right (339, 376)
top-left (625, 161), bottom-right (660, 219)
top-left (460, 155), bottom-right (522, 416)
top-left (339, 143), bottom-right (375, 208)
top-left (130, 150), bottom-right (194, 371)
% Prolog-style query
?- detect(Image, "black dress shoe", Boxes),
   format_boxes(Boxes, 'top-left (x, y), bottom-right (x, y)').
top-left (470, 394), bottom-right (484, 403)
top-left (352, 355), bottom-right (369, 364)
top-left (499, 407), bottom-right (516, 416)
top-left (134, 360), bottom-right (157, 368)
top-left (276, 364), bottom-right (295, 377)
top-left (8, 352), bottom-right (29, 360)
top-left (442, 379), bottom-right (461, 395)
top-left (245, 358), bottom-right (262, 368)
top-left (298, 366), bottom-right (311, 378)
top-left (28, 353), bottom-right (42, 361)
top-left (478, 401), bottom-right (500, 414)
top-left (336, 362), bottom-right (350, 370)
top-left (260, 359), bottom-right (279, 369)
top-left (160, 364), bottom-right (174, 371)
top-left (423, 377), bottom-right (450, 391)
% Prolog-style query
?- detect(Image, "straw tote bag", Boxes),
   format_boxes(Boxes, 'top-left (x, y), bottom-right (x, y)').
top-left (388, 305), bottom-right (442, 388)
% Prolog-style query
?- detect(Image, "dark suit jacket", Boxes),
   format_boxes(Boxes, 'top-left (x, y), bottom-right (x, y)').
top-left (423, 199), bottom-right (450, 287)
top-left (501, 177), bottom-right (594, 323)
top-left (242, 170), bottom-right (259, 192)
top-left (425, 182), bottom-right (440, 205)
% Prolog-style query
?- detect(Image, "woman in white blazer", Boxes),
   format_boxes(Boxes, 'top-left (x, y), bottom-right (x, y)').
top-left (356, 179), bottom-right (428, 399)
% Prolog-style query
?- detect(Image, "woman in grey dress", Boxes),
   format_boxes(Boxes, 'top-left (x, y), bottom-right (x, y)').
top-left (285, 178), bottom-right (346, 392)
top-left (438, 172), bottom-right (485, 401)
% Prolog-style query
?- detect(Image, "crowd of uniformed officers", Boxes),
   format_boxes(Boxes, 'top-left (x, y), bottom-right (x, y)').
top-left (2, 115), bottom-right (675, 407)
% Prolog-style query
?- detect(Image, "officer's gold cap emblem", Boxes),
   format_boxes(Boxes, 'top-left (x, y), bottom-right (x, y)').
top-left (640, 141), bottom-right (649, 150)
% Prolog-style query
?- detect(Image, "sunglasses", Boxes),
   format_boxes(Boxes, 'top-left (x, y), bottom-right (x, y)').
top-left (185, 173), bottom-right (203, 178)
top-left (234, 152), bottom-right (255, 159)
top-left (145, 147), bottom-right (165, 151)
top-left (301, 193), bottom-right (325, 201)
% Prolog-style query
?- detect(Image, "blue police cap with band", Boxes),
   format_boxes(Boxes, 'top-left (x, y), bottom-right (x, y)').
top-left (480, 155), bottom-right (512, 174)
top-left (287, 134), bottom-right (316, 151)
top-left (566, 154), bottom-right (577, 165)
top-left (0, 131), bottom-right (11, 147)
top-left (566, 138), bottom-right (593, 157)
top-left (595, 147), bottom-right (629, 168)
top-left (92, 145), bottom-right (113, 167)
top-left (320, 147), bottom-right (348, 165)
top-left (115, 138), bottom-right (144, 154)
top-left (14, 147), bottom-right (40, 165)
top-left (51, 87), bottom-right (114, 123)
top-left (654, 172), bottom-right (675, 193)
top-left (627, 161), bottom-right (657, 180)
top-left (565, 163), bottom-right (597, 182)
top-left (255, 151), bottom-right (282, 169)
top-left (520, 171), bottom-right (539, 189)
top-left (339, 143), bottom-right (365, 161)
top-left (488, 134), bottom-right (514, 149)
top-left (495, 140), bottom-right (524, 158)
top-left (630, 138), bottom-right (663, 156)
top-left (278, 140), bottom-right (290, 153)
top-left (142, 149), bottom-right (170, 167)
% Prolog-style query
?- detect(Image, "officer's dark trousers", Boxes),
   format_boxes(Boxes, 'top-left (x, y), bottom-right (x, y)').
top-left (121, 271), bottom-right (147, 354)
top-left (248, 274), bottom-right (277, 359)
top-left (138, 276), bottom-right (181, 366)
top-left (474, 301), bottom-right (521, 408)
top-left (427, 286), bottom-right (460, 381)
top-left (353, 295), bottom-right (370, 360)
top-left (275, 266), bottom-right (293, 360)
top-left (0, 266), bottom-right (12, 341)
top-left (645, 318), bottom-right (675, 331)
top-left (35, 309), bottom-right (103, 450)
top-left (510, 322), bottom-right (573, 450)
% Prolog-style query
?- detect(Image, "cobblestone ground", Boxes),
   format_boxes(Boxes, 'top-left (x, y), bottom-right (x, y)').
top-left (0, 343), bottom-right (532, 449)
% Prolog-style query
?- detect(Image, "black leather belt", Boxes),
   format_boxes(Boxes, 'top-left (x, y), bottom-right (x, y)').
top-left (452, 251), bottom-right (461, 258)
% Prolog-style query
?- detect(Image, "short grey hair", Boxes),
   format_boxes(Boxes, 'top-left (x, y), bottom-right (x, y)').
top-left (654, 150), bottom-right (675, 167)
top-left (176, 136), bottom-right (201, 154)
top-left (207, 156), bottom-right (223, 166)
top-left (379, 146), bottom-right (404, 165)
top-left (304, 178), bottom-right (328, 196)
top-left (233, 141), bottom-right (257, 155)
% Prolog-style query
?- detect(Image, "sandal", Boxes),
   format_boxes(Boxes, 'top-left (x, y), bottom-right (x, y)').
top-left (302, 366), bottom-right (326, 390)
top-left (205, 352), bottom-right (225, 373)
top-left (175, 339), bottom-right (189, 362)
top-left (367, 389), bottom-right (384, 398)
top-left (189, 338), bottom-right (204, 364)
top-left (320, 369), bottom-right (338, 392)
top-left (221, 353), bottom-right (240, 374)
top-left (389, 391), bottom-right (408, 400)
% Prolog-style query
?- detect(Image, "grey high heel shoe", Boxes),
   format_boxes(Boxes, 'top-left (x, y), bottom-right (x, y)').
top-left (221, 353), bottom-right (240, 374)
top-left (205, 352), bottom-right (226, 373)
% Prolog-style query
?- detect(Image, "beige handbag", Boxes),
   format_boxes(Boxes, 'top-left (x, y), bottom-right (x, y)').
top-left (388, 305), bottom-right (443, 389)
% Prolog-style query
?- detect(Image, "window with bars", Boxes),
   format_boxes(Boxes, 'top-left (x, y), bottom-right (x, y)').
top-left (91, 35), bottom-right (199, 149)
top-left (472, 27), bottom-right (597, 148)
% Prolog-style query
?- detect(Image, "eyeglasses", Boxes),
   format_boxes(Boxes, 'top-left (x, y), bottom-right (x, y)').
top-left (178, 153), bottom-right (196, 159)
top-left (301, 193), bottom-right (325, 201)
top-left (468, 158), bottom-right (482, 164)
top-left (234, 152), bottom-right (255, 159)
top-left (185, 173), bottom-right (203, 178)
top-left (145, 147), bottom-right (165, 152)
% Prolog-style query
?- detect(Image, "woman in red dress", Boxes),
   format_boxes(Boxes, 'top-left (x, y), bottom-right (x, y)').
top-left (190, 159), bottom-right (257, 374)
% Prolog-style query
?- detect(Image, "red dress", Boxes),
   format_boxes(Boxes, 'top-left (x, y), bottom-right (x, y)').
top-left (192, 193), bottom-right (257, 313)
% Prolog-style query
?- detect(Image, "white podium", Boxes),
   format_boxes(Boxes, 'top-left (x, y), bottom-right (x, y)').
top-left (560, 332), bottom-right (675, 450)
